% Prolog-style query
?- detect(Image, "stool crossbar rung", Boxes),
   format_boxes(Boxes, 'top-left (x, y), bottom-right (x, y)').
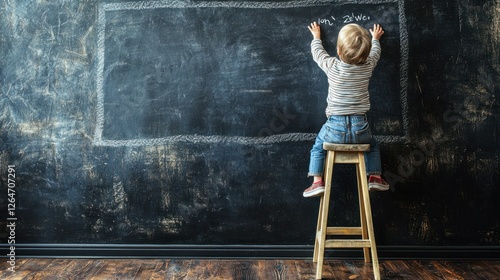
top-left (313, 143), bottom-right (380, 280)
top-left (324, 239), bottom-right (371, 248)
top-left (326, 226), bottom-right (363, 235)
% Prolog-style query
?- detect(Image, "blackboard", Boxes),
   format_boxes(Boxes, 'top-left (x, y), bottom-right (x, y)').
top-left (96, 0), bottom-right (407, 145)
top-left (1, 0), bottom-right (499, 257)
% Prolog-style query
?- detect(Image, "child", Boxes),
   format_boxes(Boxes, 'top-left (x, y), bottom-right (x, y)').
top-left (303, 22), bottom-right (389, 198)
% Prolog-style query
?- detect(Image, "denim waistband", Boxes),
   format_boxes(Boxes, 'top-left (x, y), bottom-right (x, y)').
top-left (327, 114), bottom-right (367, 122)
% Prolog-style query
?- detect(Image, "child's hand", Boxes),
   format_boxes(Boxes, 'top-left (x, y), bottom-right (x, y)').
top-left (308, 22), bottom-right (321, 39)
top-left (370, 24), bottom-right (384, 40)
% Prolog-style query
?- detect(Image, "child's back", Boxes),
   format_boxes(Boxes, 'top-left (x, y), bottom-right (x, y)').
top-left (310, 23), bottom-right (382, 117)
top-left (303, 22), bottom-right (389, 198)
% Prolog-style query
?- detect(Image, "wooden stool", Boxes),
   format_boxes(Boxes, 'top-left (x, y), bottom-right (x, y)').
top-left (313, 143), bottom-right (380, 280)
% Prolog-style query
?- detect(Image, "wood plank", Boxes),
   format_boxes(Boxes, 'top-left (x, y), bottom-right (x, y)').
top-left (294, 257), bottom-right (317, 279)
top-left (149, 259), bottom-right (170, 279)
top-left (465, 260), bottom-right (500, 279)
top-left (37, 259), bottom-right (74, 278)
top-left (409, 260), bottom-right (450, 279)
top-left (185, 260), bottom-right (232, 279)
top-left (429, 260), bottom-right (468, 279)
top-left (81, 259), bottom-right (110, 280)
top-left (408, 260), bottom-right (460, 279)
top-left (55, 259), bottom-right (93, 279)
top-left (279, 260), bottom-right (300, 280)
top-left (91, 259), bottom-right (140, 279)
top-left (165, 259), bottom-right (193, 279)
top-left (113, 259), bottom-right (142, 279)
top-left (481, 260), bottom-right (500, 278)
top-left (278, 260), bottom-right (301, 280)
top-left (10, 259), bottom-right (56, 279)
top-left (379, 260), bottom-right (419, 279)
top-left (0, 258), bottom-right (32, 279)
top-left (437, 260), bottom-right (500, 280)
top-left (345, 260), bottom-right (374, 279)
top-left (319, 259), bottom-right (336, 279)
top-left (0, 258), bottom-right (498, 279)
top-left (132, 259), bottom-right (163, 279)
top-left (270, 260), bottom-right (288, 280)
top-left (230, 260), bottom-right (259, 279)
top-left (324, 260), bottom-right (373, 280)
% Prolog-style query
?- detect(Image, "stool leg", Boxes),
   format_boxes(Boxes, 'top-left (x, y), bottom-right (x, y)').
top-left (315, 151), bottom-right (335, 280)
top-left (356, 163), bottom-right (370, 263)
top-left (313, 196), bottom-right (323, 263)
top-left (358, 153), bottom-right (381, 280)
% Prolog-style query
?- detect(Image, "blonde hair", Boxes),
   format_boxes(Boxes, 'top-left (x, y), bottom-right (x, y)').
top-left (337, 24), bottom-right (372, 65)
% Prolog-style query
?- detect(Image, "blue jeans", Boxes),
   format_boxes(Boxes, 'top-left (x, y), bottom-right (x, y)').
top-left (308, 115), bottom-right (381, 177)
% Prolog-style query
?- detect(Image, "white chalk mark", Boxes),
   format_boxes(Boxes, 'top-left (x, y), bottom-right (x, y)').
top-left (398, 0), bottom-right (410, 142)
top-left (93, 133), bottom-right (318, 147)
top-left (241, 90), bottom-right (273, 93)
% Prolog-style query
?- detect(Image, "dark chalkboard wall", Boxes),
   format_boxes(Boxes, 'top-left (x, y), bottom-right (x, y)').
top-left (1, 0), bottom-right (499, 256)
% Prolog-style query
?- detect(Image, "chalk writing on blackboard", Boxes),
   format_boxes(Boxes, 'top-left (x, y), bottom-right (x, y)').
top-left (94, 0), bottom-right (408, 147)
top-left (318, 12), bottom-right (372, 26)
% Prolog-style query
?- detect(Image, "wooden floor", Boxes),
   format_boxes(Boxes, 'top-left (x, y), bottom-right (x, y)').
top-left (1, 258), bottom-right (499, 279)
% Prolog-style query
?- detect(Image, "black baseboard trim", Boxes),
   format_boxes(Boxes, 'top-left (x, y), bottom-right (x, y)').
top-left (2, 244), bottom-right (500, 260)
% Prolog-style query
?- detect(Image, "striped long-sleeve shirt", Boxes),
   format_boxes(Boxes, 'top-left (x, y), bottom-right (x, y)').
top-left (311, 38), bottom-right (381, 117)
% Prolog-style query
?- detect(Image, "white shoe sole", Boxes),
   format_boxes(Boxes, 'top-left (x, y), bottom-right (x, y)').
top-left (369, 184), bottom-right (389, 191)
top-left (303, 188), bottom-right (325, 197)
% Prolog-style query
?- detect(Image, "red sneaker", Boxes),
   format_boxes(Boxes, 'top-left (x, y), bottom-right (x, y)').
top-left (303, 181), bottom-right (325, 198)
top-left (369, 176), bottom-right (389, 191)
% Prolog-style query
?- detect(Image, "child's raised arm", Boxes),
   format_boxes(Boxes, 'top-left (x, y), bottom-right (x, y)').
top-left (308, 22), bottom-right (335, 73)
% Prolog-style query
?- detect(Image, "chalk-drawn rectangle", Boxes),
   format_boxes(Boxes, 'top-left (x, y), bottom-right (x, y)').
top-left (94, 1), bottom-right (408, 146)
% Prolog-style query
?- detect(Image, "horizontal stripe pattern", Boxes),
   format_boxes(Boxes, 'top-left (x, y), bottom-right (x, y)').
top-left (311, 38), bottom-right (381, 116)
